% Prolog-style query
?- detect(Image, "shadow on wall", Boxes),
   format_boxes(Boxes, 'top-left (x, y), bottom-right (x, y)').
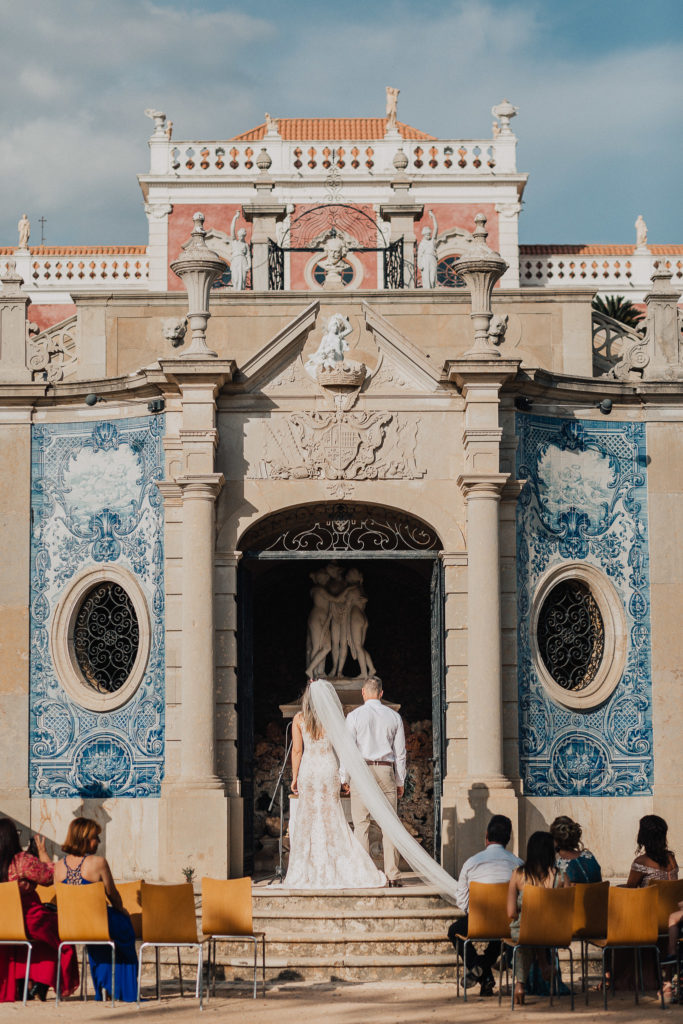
top-left (1, 802), bottom-right (112, 861)
top-left (452, 785), bottom-right (549, 869)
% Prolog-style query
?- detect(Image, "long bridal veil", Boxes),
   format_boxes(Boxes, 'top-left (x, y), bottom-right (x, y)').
top-left (309, 678), bottom-right (459, 905)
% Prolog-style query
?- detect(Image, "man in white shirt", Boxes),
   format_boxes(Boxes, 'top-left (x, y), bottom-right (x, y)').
top-left (448, 815), bottom-right (522, 996)
top-left (340, 676), bottom-right (406, 885)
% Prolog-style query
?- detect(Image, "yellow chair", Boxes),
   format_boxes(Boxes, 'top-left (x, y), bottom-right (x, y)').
top-left (0, 881), bottom-right (33, 1005)
top-left (571, 881), bottom-right (609, 1003)
top-left (499, 884), bottom-right (575, 1011)
top-left (138, 881), bottom-right (204, 1009)
top-left (653, 878), bottom-right (683, 936)
top-left (201, 876), bottom-right (265, 999)
top-left (116, 880), bottom-right (142, 939)
top-left (55, 881), bottom-right (115, 1005)
top-left (454, 881), bottom-right (510, 1001)
top-left (588, 885), bottom-right (665, 1010)
top-left (37, 883), bottom-right (56, 905)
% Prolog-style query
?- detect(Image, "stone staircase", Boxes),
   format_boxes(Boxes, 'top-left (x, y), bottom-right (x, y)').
top-left (214, 883), bottom-right (458, 983)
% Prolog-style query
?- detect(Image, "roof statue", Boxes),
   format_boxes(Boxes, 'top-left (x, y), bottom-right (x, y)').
top-left (385, 86), bottom-right (400, 134)
top-left (635, 214), bottom-right (648, 251)
top-left (17, 213), bottom-right (30, 250)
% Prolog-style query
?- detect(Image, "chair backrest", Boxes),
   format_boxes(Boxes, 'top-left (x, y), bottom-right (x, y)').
top-left (0, 881), bottom-right (28, 941)
top-left (572, 881), bottom-right (610, 939)
top-left (37, 883), bottom-right (56, 905)
top-left (141, 881), bottom-right (198, 944)
top-left (117, 880), bottom-right (142, 938)
top-left (467, 881), bottom-right (510, 941)
top-left (55, 882), bottom-right (110, 942)
top-left (605, 885), bottom-right (658, 946)
top-left (201, 876), bottom-right (253, 937)
top-left (653, 878), bottom-right (683, 933)
top-left (518, 883), bottom-right (575, 948)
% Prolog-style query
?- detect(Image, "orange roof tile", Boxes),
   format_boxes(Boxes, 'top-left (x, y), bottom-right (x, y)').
top-left (520, 244), bottom-right (683, 256)
top-left (0, 246), bottom-right (146, 256)
top-left (231, 118), bottom-right (435, 142)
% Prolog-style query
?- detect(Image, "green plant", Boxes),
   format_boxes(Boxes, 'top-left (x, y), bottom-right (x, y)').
top-left (592, 294), bottom-right (645, 331)
top-left (181, 865), bottom-right (195, 884)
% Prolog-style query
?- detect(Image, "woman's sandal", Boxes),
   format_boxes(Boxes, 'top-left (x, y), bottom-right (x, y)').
top-left (514, 983), bottom-right (525, 1005)
top-left (660, 981), bottom-right (673, 1006)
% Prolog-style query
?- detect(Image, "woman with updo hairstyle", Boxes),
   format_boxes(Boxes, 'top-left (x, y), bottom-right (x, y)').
top-left (550, 815), bottom-right (602, 883)
top-left (626, 814), bottom-right (678, 887)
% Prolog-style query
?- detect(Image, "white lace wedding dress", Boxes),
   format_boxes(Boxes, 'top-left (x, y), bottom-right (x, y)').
top-left (284, 719), bottom-right (386, 889)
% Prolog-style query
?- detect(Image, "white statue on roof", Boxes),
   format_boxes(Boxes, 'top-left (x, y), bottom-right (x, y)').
top-left (17, 214), bottom-right (30, 249)
top-left (385, 86), bottom-right (400, 132)
top-left (635, 214), bottom-right (648, 251)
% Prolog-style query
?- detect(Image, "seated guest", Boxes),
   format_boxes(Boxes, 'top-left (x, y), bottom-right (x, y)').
top-left (53, 817), bottom-right (138, 1002)
top-left (550, 815), bottom-right (602, 883)
top-left (626, 814), bottom-right (678, 886)
top-left (0, 818), bottom-right (79, 1003)
top-left (507, 831), bottom-right (567, 1006)
top-left (447, 815), bottom-right (522, 996)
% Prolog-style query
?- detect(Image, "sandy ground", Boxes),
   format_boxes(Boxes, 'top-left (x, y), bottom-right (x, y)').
top-left (0, 981), bottom-right (678, 1023)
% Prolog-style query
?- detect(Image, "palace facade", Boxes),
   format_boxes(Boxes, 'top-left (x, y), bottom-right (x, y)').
top-left (0, 94), bottom-right (681, 882)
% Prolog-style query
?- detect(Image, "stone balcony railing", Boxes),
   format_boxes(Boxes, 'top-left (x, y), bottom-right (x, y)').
top-left (520, 246), bottom-right (683, 293)
top-left (0, 247), bottom-right (150, 290)
top-left (149, 136), bottom-right (519, 177)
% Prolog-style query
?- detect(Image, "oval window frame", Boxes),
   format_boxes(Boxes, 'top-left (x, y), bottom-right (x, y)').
top-left (50, 565), bottom-right (151, 712)
top-left (530, 562), bottom-right (627, 711)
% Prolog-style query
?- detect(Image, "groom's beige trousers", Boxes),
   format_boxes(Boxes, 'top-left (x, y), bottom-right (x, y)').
top-left (350, 764), bottom-right (401, 880)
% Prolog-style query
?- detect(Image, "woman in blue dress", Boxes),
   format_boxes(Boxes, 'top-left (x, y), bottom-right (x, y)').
top-left (550, 815), bottom-right (602, 883)
top-left (53, 818), bottom-right (138, 1002)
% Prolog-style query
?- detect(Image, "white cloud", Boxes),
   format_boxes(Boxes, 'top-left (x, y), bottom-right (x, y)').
top-left (0, 0), bottom-right (680, 245)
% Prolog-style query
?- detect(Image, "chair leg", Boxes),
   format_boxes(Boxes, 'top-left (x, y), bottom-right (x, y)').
top-left (654, 948), bottom-right (664, 1010)
top-left (568, 946), bottom-right (574, 1011)
top-left (212, 939), bottom-right (217, 997)
top-left (198, 944), bottom-right (203, 1012)
top-left (262, 935), bottom-right (266, 997)
top-left (252, 937), bottom-right (258, 999)
top-left (136, 944), bottom-right (144, 1005)
top-left (156, 946), bottom-right (160, 1000)
top-left (111, 943), bottom-right (116, 1007)
top-left (56, 945), bottom-right (62, 1006)
top-left (511, 947), bottom-right (518, 1011)
top-left (463, 938), bottom-right (469, 1002)
top-left (177, 945), bottom-right (185, 997)
top-left (22, 946), bottom-right (31, 1007)
top-left (633, 949), bottom-right (639, 1005)
top-left (549, 947), bottom-right (555, 1008)
top-left (81, 945), bottom-right (87, 1000)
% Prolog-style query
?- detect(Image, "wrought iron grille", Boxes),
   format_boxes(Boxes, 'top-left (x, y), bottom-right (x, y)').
top-left (437, 255), bottom-right (466, 288)
top-left (73, 582), bottom-right (139, 694)
top-left (240, 502), bottom-right (440, 553)
top-left (383, 237), bottom-right (404, 289)
top-left (267, 239), bottom-right (285, 291)
top-left (537, 580), bottom-right (604, 691)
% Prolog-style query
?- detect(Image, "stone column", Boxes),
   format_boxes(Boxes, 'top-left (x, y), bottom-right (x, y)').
top-left (0, 262), bottom-right (31, 382)
top-left (458, 473), bottom-right (508, 782)
top-left (177, 473), bottom-right (224, 787)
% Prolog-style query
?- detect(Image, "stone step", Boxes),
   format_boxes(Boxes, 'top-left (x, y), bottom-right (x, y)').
top-left (252, 889), bottom-right (452, 914)
top-left (220, 952), bottom-right (459, 983)
top-left (214, 932), bottom-right (453, 958)
top-left (253, 911), bottom-right (454, 934)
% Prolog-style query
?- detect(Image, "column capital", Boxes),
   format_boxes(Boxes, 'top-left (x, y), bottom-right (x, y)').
top-left (176, 472), bottom-right (224, 500)
top-left (156, 480), bottom-right (183, 506)
top-left (457, 472), bottom-right (509, 500)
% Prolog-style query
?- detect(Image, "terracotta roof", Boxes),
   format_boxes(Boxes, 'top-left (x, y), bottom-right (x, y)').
top-left (0, 246), bottom-right (147, 256)
top-left (231, 118), bottom-right (435, 142)
top-left (520, 244), bottom-right (683, 256)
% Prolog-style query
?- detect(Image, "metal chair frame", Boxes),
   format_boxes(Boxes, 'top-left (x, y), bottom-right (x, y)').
top-left (206, 932), bottom-right (265, 999)
top-left (500, 939), bottom-right (575, 1011)
top-left (0, 939), bottom-right (32, 1006)
top-left (136, 941), bottom-right (204, 1010)
top-left (588, 941), bottom-right (665, 1011)
top-left (455, 934), bottom-right (508, 1001)
top-left (56, 939), bottom-right (115, 1005)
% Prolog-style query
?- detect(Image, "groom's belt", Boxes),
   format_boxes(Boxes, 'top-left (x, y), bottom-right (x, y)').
top-left (365, 760), bottom-right (394, 767)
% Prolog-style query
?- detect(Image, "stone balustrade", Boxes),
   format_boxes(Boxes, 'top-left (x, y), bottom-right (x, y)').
top-left (0, 248), bottom-right (149, 289)
top-left (155, 137), bottom-right (517, 177)
top-left (520, 246), bottom-right (683, 295)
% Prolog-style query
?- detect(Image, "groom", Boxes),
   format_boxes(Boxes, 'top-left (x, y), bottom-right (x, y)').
top-left (340, 676), bottom-right (406, 886)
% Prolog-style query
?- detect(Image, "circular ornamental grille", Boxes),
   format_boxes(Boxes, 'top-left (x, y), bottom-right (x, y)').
top-left (537, 579), bottom-right (605, 692)
top-left (73, 582), bottom-right (140, 694)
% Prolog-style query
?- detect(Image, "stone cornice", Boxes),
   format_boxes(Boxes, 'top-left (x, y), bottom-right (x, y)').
top-left (156, 480), bottom-right (183, 506)
top-left (176, 473), bottom-right (225, 500)
top-left (457, 472), bottom-right (509, 499)
top-left (445, 358), bottom-right (521, 390)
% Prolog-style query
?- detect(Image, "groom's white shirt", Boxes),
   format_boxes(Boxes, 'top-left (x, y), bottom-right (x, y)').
top-left (340, 698), bottom-right (407, 786)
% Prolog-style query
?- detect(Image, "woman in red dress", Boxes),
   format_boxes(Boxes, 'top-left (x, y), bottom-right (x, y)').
top-left (0, 819), bottom-right (79, 1002)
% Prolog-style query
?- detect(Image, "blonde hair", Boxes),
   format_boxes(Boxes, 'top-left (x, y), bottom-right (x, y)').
top-left (301, 683), bottom-right (324, 741)
top-left (62, 817), bottom-right (101, 856)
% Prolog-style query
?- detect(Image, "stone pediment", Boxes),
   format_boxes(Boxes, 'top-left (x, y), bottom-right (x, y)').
top-left (362, 303), bottom-right (442, 393)
top-left (235, 300), bottom-right (320, 393)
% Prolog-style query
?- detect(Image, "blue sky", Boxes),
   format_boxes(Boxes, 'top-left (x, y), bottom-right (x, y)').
top-left (1, 0), bottom-right (681, 246)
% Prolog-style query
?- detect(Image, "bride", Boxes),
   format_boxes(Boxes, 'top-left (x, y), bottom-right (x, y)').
top-left (284, 682), bottom-right (386, 889)
top-left (285, 679), bottom-right (461, 902)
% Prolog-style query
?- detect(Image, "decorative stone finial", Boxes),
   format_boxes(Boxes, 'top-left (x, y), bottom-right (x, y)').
top-left (456, 213), bottom-right (508, 358)
top-left (491, 99), bottom-right (518, 135)
top-left (256, 148), bottom-right (272, 172)
top-left (392, 148), bottom-right (409, 172)
top-left (170, 212), bottom-right (226, 358)
top-left (0, 259), bottom-right (25, 296)
top-left (144, 108), bottom-right (167, 138)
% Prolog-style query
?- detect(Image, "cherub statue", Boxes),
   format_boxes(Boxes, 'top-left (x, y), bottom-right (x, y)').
top-left (417, 210), bottom-right (438, 288)
top-left (305, 314), bottom-right (353, 375)
top-left (230, 212), bottom-right (251, 290)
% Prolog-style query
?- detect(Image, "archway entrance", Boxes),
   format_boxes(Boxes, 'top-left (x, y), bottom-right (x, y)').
top-left (237, 503), bottom-right (444, 874)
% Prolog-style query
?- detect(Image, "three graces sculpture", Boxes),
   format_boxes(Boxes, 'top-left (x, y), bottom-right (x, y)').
top-left (306, 564), bottom-right (376, 683)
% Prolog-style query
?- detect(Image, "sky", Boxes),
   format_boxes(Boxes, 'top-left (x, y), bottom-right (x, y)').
top-left (1, 0), bottom-right (682, 247)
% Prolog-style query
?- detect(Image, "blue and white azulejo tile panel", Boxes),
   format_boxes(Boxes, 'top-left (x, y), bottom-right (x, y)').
top-left (516, 414), bottom-right (653, 797)
top-left (30, 416), bottom-right (165, 797)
